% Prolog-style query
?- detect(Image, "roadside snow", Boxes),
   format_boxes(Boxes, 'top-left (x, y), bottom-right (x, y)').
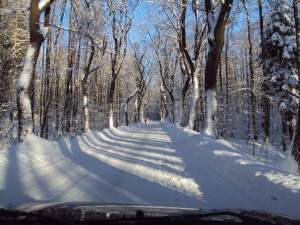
top-left (0, 121), bottom-right (299, 219)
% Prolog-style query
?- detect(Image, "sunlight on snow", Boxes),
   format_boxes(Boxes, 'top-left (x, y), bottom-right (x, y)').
top-left (213, 150), bottom-right (241, 158)
top-left (78, 128), bottom-right (204, 200)
top-left (0, 150), bottom-right (8, 190)
top-left (256, 171), bottom-right (300, 194)
top-left (85, 148), bottom-right (203, 200)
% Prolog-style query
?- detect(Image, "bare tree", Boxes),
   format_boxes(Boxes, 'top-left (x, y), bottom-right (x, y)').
top-left (105, 0), bottom-right (137, 128)
top-left (76, 1), bottom-right (106, 133)
top-left (17, 0), bottom-right (55, 142)
top-left (131, 43), bottom-right (150, 123)
top-left (151, 30), bottom-right (177, 124)
top-left (156, 0), bottom-right (206, 128)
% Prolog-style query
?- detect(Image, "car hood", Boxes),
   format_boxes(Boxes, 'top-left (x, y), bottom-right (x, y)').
top-left (2, 203), bottom-right (300, 225)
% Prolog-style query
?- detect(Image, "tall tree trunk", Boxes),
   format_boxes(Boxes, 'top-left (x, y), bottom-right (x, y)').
top-left (108, 76), bottom-right (116, 128)
top-left (124, 88), bottom-right (138, 126)
top-left (225, 29), bottom-right (229, 137)
top-left (81, 40), bottom-right (96, 133)
top-left (176, 75), bottom-right (190, 126)
top-left (17, 0), bottom-right (54, 142)
top-left (282, 109), bottom-right (287, 152)
top-left (40, 23), bottom-right (52, 139)
top-left (204, 0), bottom-right (233, 137)
top-left (243, 0), bottom-right (257, 157)
top-left (188, 73), bottom-right (199, 129)
top-left (292, 0), bottom-right (300, 172)
top-left (63, 33), bottom-right (75, 137)
top-left (258, 0), bottom-right (270, 141)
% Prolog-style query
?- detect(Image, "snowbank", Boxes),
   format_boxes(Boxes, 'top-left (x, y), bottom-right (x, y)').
top-left (163, 123), bottom-right (300, 218)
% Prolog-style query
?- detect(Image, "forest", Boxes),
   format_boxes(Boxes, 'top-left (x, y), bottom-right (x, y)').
top-left (0, 0), bottom-right (300, 172)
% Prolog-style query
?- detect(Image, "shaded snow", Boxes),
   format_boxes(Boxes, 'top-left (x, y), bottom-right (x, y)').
top-left (0, 121), bottom-right (299, 219)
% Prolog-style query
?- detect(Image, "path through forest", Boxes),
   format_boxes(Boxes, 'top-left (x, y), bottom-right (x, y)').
top-left (0, 121), bottom-right (300, 218)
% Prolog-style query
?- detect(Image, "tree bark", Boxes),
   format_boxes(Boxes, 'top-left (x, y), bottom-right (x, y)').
top-left (204, 0), bottom-right (233, 137)
top-left (17, 0), bottom-right (54, 142)
top-left (243, 0), bottom-right (257, 157)
top-left (125, 88), bottom-right (138, 126)
top-left (258, 0), bottom-right (270, 141)
top-left (292, 0), bottom-right (300, 173)
top-left (81, 39), bottom-right (96, 133)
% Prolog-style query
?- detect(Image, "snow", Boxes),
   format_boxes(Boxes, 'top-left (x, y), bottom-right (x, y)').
top-left (108, 105), bottom-right (114, 128)
top-left (0, 121), bottom-right (300, 219)
top-left (271, 32), bottom-right (283, 45)
top-left (188, 75), bottom-right (199, 130)
top-left (38, 0), bottom-right (51, 11)
top-left (18, 44), bottom-right (35, 89)
top-left (282, 83), bottom-right (289, 91)
top-left (207, 11), bottom-right (216, 41)
top-left (204, 90), bottom-right (217, 136)
top-left (83, 95), bottom-right (88, 107)
top-left (38, 27), bottom-right (49, 39)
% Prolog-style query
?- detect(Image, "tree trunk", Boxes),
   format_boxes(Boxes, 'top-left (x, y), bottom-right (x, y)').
top-left (292, 0), bottom-right (300, 172)
top-left (204, 0), bottom-right (233, 137)
top-left (124, 88), bottom-right (138, 126)
top-left (282, 110), bottom-right (287, 152)
top-left (188, 73), bottom-right (199, 129)
top-left (81, 40), bottom-right (96, 133)
top-left (40, 22), bottom-right (52, 139)
top-left (243, 0), bottom-right (257, 157)
top-left (177, 74), bottom-right (190, 126)
top-left (258, 0), bottom-right (270, 141)
top-left (108, 76), bottom-right (116, 128)
top-left (17, 0), bottom-right (54, 142)
top-left (64, 34), bottom-right (75, 136)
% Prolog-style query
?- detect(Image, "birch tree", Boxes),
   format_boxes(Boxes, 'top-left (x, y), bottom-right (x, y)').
top-left (17, 0), bottom-right (55, 142)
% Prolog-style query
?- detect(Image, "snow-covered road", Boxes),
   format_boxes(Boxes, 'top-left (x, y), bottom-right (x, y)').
top-left (0, 121), bottom-right (300, 218)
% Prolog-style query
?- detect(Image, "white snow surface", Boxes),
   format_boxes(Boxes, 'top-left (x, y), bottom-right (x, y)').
top-left (18, 44), bottom-right (35, 89)
top-left (204, 90), bottom-right (217, 136)
top-left (38, 0), bottom-right (51, 11)
top-left (38, 27), bottom-right (49, 39)
top-left (0, 121), bottom-right (300, 218)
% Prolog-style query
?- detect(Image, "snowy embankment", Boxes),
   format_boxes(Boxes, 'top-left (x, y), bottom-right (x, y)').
top-left (164, 123), bottom-right (300, 218)
top-left (0, 121), bottom-right (299, 219)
